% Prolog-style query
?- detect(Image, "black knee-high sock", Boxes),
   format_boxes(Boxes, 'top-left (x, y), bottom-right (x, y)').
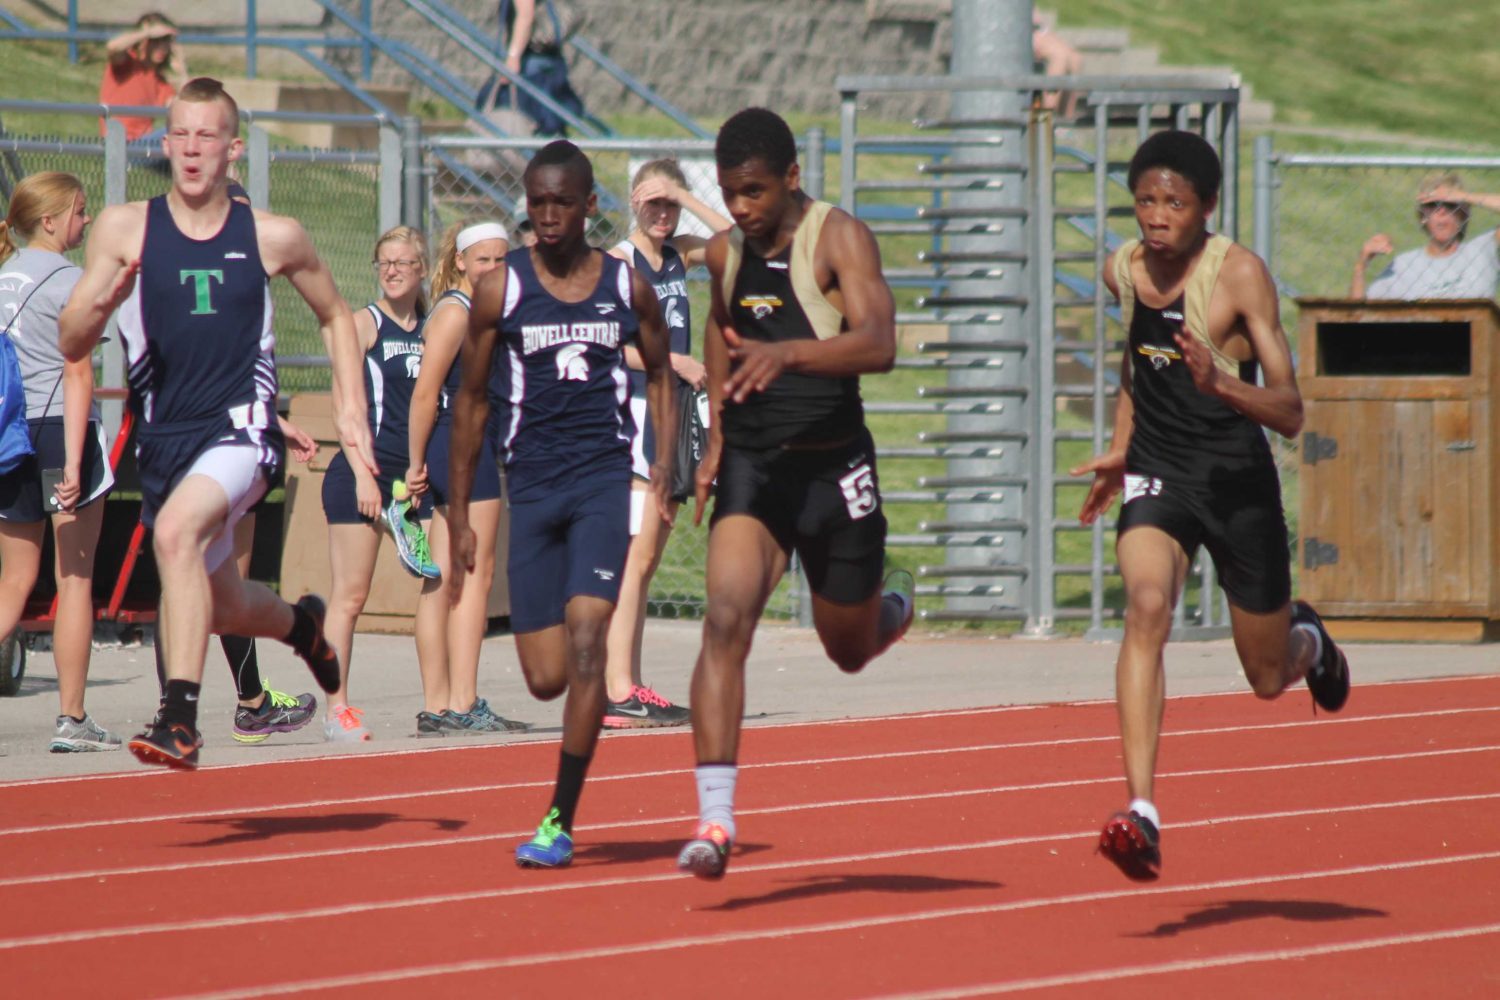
top-left (221, 635), bottom-right (262, 702)
top-left (549, 750), bottom-right (592, 832)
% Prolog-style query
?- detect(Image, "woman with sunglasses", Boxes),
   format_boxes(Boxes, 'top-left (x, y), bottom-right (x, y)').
top-left (1351, 172), bottom-right (1500, 300)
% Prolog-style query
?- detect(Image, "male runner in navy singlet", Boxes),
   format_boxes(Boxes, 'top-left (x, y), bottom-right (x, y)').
top-left (447, 140), bottom-right (677, 868)
top-left (1071, 131), bottom-right (1350, 880)
top-left (59, 77), bottom-right (376, 769)
top-left (675, 108), bottom-right (915, 879)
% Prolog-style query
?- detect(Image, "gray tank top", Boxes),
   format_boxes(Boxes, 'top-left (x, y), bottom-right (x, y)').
top-left (0, 247), bottom-right (100, 422)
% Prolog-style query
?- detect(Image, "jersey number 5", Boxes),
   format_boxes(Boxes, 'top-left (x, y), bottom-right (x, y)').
top-left (838, 464), bottom-right (878, 520)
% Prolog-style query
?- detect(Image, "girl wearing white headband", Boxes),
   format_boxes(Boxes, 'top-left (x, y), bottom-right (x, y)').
top-left (404, 219), bottom-right (526, 735)
top-left (602, 158), bottom-right (731, 729)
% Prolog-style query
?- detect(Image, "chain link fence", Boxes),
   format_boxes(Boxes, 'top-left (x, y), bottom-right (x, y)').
top-left (1257, 145), bottom-right (1500, 589)
top-left (1265, 153), bottom-right (1500, 307)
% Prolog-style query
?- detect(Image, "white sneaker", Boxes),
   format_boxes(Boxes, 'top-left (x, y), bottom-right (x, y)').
top-left (323, 703), bottom-right (372, 742)
top-left (50, 713), bottom-right (123, 752)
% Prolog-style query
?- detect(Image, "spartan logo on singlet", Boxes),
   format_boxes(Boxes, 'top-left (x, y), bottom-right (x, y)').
top-left (405, 354), bottom-right (422, 379)
top-left (556, 343), bottom-right (589, 382)
top-left (180, 269), bottom-right (224, 315)
top-left (740, 294), bottom-right (782, 320)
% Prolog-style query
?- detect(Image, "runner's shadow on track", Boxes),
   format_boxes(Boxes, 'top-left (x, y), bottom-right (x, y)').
top-left (178, 812), bottom-right (467, 847)
top-left (1133, 899), bottom-right (1388, 938)
top-left (704, 873), bottom-right (1002, 912)
top-left (574, 839), bottom-right (773, 866)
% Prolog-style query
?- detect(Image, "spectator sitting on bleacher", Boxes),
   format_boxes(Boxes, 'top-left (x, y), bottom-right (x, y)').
top-left (1351, 172), bottom-right (1500, 300)
top-left (99, 12), bottom-right (186, 142)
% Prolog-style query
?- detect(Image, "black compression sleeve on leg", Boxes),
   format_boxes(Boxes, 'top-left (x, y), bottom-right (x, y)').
top-left (152, 630), bottom-right (167, 695)
top-left (220, 634), bottom-right (262, 702)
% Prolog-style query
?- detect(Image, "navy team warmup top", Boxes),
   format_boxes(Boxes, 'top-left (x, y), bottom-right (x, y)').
top-left (493, 248), bottom-right (636, 501)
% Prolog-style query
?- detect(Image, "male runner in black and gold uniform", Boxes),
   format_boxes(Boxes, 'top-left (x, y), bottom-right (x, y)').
top-left (1072, 131), bottom-right (1350, 881)
top-left (676, 108), bottom-right (914, 878)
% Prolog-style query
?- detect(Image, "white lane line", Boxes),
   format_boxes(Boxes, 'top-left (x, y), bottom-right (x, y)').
top-left (162, 851), bottom-right (1500, 999)
top-left (3, 716), bottom-right (1498, 840)
top-left (874, 922), bottom-right (1500, 998)
top-left (4, 785), bottom-right (1500, 891)
top-left (5, 791), bottom-right (1500, 953)
top-left (4, 672), bottom-right (1495, 791)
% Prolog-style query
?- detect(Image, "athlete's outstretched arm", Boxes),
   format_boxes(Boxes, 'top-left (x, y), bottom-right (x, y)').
top-left (58, 204), bottom-right (142, 362)
top-left (405, 298), bottom-right (465, 498)
top-left (260, 213), bottom-right (377, 477)
top-left (448, 264), bottom-right (506, 593)
top-left (1173, 248), bottom-right (1303, 439)
top-left (694, 234), bottom-right (733, 525)
top-left (631, 268), bottom-right (677, 524)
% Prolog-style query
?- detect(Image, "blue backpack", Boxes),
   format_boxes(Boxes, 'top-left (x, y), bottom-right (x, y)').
top-left (0, 265), bottom-right (67, 474)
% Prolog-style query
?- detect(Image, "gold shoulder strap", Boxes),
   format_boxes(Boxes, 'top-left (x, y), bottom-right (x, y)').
top-left (1113, 237), bottom-right (1141, 334)
top-left (1184, 234), bottom-right (1237, 377)
top-left (719, 227), bottom-right (745, 314)
top-left (789, 200), bottom-right (845, 341)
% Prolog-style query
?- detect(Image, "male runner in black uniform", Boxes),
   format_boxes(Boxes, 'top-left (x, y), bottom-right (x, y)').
top-left (1071, 131), bottom-right (1350, 880)
top-left (676, 108), bottom-right (914, 879)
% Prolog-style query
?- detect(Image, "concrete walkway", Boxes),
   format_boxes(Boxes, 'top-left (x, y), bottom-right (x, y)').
top-left (2, 622), bottom-right (1495, 781)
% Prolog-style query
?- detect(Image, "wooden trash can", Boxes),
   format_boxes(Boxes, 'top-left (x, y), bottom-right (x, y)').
top-left (1296, 298), bottom-right (1500, 641)
top-left (278, 393), bottom-right (510, 633)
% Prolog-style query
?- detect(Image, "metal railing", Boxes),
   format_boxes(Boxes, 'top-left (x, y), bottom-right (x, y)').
top-left (838, 73), bottom-right (1242, 636)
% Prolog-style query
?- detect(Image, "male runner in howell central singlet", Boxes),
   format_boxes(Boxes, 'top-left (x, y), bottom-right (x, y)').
top-left (60, 77), bottom-right (374, 768)
top-left (448, 140), bottom-right (677, 868)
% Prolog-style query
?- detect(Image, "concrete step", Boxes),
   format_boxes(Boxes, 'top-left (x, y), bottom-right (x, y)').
top-left (225, 78), bottom-right (410, 150)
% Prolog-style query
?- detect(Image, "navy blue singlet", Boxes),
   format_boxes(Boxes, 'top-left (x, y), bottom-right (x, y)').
top-left (495, 248), bottom-right (636, 500)
top-left (117, 196), bottom-right (283, 520)
top-left (361, 303), bottom-right (425, 471)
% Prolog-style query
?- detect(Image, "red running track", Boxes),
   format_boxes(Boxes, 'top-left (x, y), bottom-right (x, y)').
top-left (3, 675), bottom-right (1500, 998)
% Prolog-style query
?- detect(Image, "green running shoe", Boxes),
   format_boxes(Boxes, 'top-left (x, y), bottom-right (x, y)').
top-left (385, 480), bottom-right (440, 580)
top-left (515, 807), bottom-right (574, 868)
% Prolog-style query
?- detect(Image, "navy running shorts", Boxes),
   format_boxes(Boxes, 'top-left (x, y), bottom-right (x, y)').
top-left (505, 477), bottom-right (630, 633)
top-left (135, 413), bottom-right (283, 527)
top-left (1115, 470), bottom-right (1292, 614)
top-left (424, 420), bottom-right (502, 508)
top-left (711, 426), bottom-right (888, 605)
top-left (321, 450), bottom-right (432, 525)
top-left (0, 418), bottom-right (114, 523)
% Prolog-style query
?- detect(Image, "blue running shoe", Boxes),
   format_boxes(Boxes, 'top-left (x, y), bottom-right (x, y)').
top-left (516, 808), bottom-right (573, 868)
top-left (385, 480), bottom-right (440, 580)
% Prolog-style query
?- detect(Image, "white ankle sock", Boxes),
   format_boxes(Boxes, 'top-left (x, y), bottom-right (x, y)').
top-left (695, 764), bottom-right (738, 841)
top-left (1129, 798), bottom-right (1160, 829)
top-left (1293, 622), bottom-right (1324, 666)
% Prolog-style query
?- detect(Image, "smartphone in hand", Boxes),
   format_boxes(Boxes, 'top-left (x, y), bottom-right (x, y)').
top-left (40, 467), bottom-right (65, 512)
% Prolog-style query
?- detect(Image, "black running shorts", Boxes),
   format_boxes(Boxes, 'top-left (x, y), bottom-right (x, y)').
top-left (1115, 470), bottom-right (1292, 614)
top-left (711, 426), bottom-right (888, 605)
